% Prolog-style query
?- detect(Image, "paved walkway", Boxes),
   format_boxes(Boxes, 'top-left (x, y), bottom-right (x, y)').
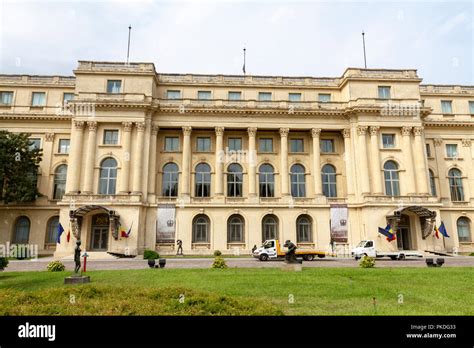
top-left (4, 256), bottom-right (474, 272)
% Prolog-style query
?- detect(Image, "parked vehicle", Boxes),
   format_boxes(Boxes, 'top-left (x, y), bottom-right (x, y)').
top-left (351, 240), bottom-right (423, 260)
top-left (253, 239), bottom-right (326, 261)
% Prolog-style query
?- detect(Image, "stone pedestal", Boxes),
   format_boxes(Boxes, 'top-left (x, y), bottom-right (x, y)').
top-left (281, 263), bottom-right (303, 272)
top-left (64, 275), bottom-right (90, 284)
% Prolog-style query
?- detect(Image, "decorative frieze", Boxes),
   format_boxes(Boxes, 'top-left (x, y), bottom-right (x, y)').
top-left (44, 133), bottom-right (55, 142)
top-left (462, 139), bottom-right (472, 147)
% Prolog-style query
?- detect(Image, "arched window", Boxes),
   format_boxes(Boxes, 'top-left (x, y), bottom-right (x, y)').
top-left (259, 164), bottom-right (274, 197)
top-left (53, 165), bottom-right (67, 199)
top-left (457, 217), bottom-right (471, 242)
top-left (13, 216), bottom-right (30, 244)
top-left (192, 214), bottom-right (210, 243)
top-left (195, 163), bottom-right (211, 197)
top-left (45, 216), bottom-right (59, 245)
top-left (290, 164), bottom-right (306, 197)
top-left (429, 169), bottom-right (437, 197)
top-left (162, 163), bottom-right (179, 197)
top-left (227, 163), bottom-right (243, 197)
top-left (321, 164), bottom-right (337, 198)
top-left (99, 158), bottom-right (117, 194)
top-left (227, 214), bottom-right (245, 243)
top-left (384, 161), bottom-right (400, 196)
top-left (262, 214), bottom-right (279, 242)
top-left (296, 215), bottom-right (312, 243)
top-left (448, 168), bottom-right (464, 201)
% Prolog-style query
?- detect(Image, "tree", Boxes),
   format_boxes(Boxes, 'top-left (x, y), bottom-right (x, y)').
top-left (0, 131), bottom-right (42, 203)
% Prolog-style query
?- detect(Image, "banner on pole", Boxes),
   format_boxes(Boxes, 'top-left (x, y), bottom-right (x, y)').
top-left (157, 204), bottom-right (176, 243)
top-left (330, 204), bottom-right (348, 243)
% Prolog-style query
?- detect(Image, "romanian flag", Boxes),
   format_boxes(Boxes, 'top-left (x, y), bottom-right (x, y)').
top-left (438, 222), bottom-right (449, 238)
top-left (56, 223), bottom-right (64, 243)
top-left (378, 224), bottom-right (396, 242)
top-left (67, 230), bottom-right (71, 242)
top-left (434, 225), bottom-right (440, 239)
top-left (120, 222), bottom-right (133, 238)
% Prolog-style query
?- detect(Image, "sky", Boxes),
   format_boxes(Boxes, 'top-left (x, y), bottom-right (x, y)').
top-left (0, 0), bottom-right (473, 85)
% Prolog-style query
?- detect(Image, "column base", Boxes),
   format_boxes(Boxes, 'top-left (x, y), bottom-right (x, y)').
top-left (147, 194), bottom-right (156, 204)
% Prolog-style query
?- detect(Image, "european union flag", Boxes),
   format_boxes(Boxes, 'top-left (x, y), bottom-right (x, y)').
top-left (56, 222), bottom-right (64, 243)
top-left (438, 222), bottom-right (449, 238)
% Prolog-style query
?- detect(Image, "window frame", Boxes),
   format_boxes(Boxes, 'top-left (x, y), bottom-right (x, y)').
top-left (228, 137), bottom-right (242, 152)
top-left (321, 164), bottom-right (337, 198)
top-left (227, 215), bottom-right (245, 243)
top-left (258, 92), bottom-right (272, 101)
top-left (383, 161), bottom-right (400, 196)
top-left (164, 136), bottom-right (180, 152)
top-left (441, 100), bottom-right (453, 114)
top-left (192, 215), bottom-right (210, 243)
top-left (228, 91), bottom-right (242, 100)
top-left (290, 164), bottom-right (306, 198)
top-left (162, 163), bottom-right (179, 197)
top-left (166, 90), bottom-right (182, 99)
top-left (258, 138), bottom-right (273, 153)
top-left (318, 93), bottom-right (331, 103)
top-left (31, 92), bottom-right (46, 107)
top-left (378, 86), bottom-right (391, 99)
top-left (259, 164), bottom-right (275, 198)
top-left (98, 158), bottom-right (118, 195)
top-left (0, 91), bottom-right (14, 105)
top-left (381, 134), bottom-right (396, 149)
top-left (320, 139), bottom-right (335, 153)
top-left (53, 164), bottom-right (68, 200)
top-left (197, 90), bottom-right (212, 100)
top-left (58, 139), bottom-right (70, 154)
top-left (194, 163), bottom-right (211, 198)
top-left (296, 215), bottom-right (313, 243)
top-left (103, 129), bottom-right (119, 145)
top-left (448, 168), bottom-right (464, 202)
top-left (227, 163), bottom-right (243, 197)
top-left (289, 138), bottom-right (304, 153)
top-left (457, 217), bottom-right (471, 243)
top-left (106, 80), bottom-right (122, 94)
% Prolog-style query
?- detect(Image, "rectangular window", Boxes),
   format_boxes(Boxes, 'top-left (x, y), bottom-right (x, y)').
top-left (290, 139), bottom-right (304, 153)
top-left (320, 139), bottom-right (335, 153)
top-left (196, 137), bottom-right (211, 152)
top-left (197, 91), bottom-right (211, 100)
top-left (228, 91), bottom-right (242, 100)
top-left (288, 93), bottom-right (301, 102)
top-left (106, 80), bottom-right (122, 94)
top-left (58, 139), bottom-right (70, 154)
top-left (446, 144), bottom-right (458, 158)
top-left (103, 130), bottom-right (119, 145)
top-left (378, 86), bottom-right (391, 99)
top-left (382, 134), bottom-right (396, 149)
top-left (318, 93), bottom-right (331, 102)
top-left (469, 101), bottom-right (474, 114)
top-left (441, 100), bottom-right (453, 114)
top-left (258, 92), bottom-right (272, 101)
top-left (0, 91), bottom-right (13, 105)
top-left (29, 138), bottom-right (41, 150)
top-left (259, 138), bottom-right (273, 153)
top-left (228, 138), bottom-right (242, 151)
top-left (426, 143), bottom-right (432, 158)
top-left (167, 90), bottom-right (181, 99)
top-left (165, 137), bottom-right (180, 151)
top-left (31, 92), bottom-right (46, 106)
top-left (63, 93), bottom-right (74, 103)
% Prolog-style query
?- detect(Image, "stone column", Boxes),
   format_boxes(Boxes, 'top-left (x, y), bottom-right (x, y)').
top-left (215, 127), bottom-right (224, 196)
top-left (369, 126), bottom-right (383, 194)
top-left (147, 123), bottom-right (159, 198)
top-left (413, 126), bottom-right (430, 195)
top-left (433, 138), bottom-right (448, 199)
top-left (311, 128), bottom-right (322, 196)
top-left (66, 120), bottom-right (84, 193)
top-left (279, 128), bottom-right (290, 197)
top-left (342, 128), bottom-right (354, 196)
top-left (248, 127), bottom-right (257, 198)
top-left (82, 121), bottom-right (97, 193)
top-left (357, 126), bottom-right (370, 194)
top-left (132, 122), bottom-right (145, 194)
top-left (461, 139), bottom-right (473, 201)
top-left (181, 126), bottom-right (192, 198)
top-left (401, 126), bottom-right (416, 195)
top-left (119, 122), bottom-right (133, 193)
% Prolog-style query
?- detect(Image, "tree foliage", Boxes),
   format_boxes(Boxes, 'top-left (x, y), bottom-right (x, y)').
top-left (0, 131), bottom-right (42, 203)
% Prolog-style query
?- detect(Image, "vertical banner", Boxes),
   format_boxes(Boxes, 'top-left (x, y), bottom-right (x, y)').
top-left (156, 204), bottom-right (176, 243)
top-left (330, 204), bottom-right (348, 243)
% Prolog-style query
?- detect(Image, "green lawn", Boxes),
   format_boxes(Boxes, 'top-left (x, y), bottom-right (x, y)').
top-left (0, 267), bottom-right (473, 315)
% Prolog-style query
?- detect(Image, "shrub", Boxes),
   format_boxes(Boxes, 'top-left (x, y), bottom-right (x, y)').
top-left (213, 250), bottom-right (222, 257)
top-left (47, 261), bottom-right (65, 272)
top-left (211, 256), bottom-right (227, 269)
top-left (359, 255), bottom-right (375, 268)
top-left (143, 250), bottom-right (159, 260)
top-left (469, 253), bottom-right (474, 257)
top-left (0, 257), bottom-right (9, 270)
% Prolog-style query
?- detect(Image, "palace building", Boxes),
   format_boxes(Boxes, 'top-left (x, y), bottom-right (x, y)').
top-left (0, 61), bottom-right (473, 257)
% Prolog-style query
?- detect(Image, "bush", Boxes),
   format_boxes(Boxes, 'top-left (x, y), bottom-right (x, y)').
top-left (469, 253), bottom-right (474, 256)
top-left (0, 257), bottom-right (9, 270)
top-left (47, 261), bottom-right (65, 272)
top-left (211, 256), bottom-right (227, 269)
top-left (143, 250), bottom-right (159, 260)
top-left (213, 250), bottom-right (222, 257)
top-left (359, 255), bottom-right (375, 268)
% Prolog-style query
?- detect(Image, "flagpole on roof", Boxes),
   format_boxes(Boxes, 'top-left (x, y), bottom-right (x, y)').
top-left (126, 25), bottom-right (132, 65)
top-left (362, 31), bottom-right (367, 69)
top-left (242, 47), bottom-right (246, 75)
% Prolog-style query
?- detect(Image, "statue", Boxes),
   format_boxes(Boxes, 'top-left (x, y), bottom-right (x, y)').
top-left (74, 240), bottom-right (81, 274)
top-left (64, 239), bottom-right (90, 284)
top-left (283, 240), bottom-right (298, 264)
top-left (176, 239), bottom-right (183, 255)
top-left (251, 245), bottom-right (257, 253)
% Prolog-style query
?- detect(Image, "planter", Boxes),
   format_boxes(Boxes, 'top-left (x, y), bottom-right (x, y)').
top-left (158, 258), bottom-right (166, 268)
top-left (147, 259), bottom-right (156, 268)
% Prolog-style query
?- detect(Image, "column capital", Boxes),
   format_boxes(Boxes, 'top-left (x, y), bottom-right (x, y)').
top-left (401, 126), bottom-right (412, 136)
top-left (279, 128), bottom-right (289, 137)
top-left (87, 121), bottom-right (98, 132)
top-left (122, 121), bottom-right (133, 132)
top-left (135, 122), bottom-right (146, 132)
top-left (311, 128), bottom-right (321, 138)
top-left (215, 127), bottom-right (224, 136)
top-left (182, 126), bottom-right (192, 136)
top-left (247, 127), bottom-right (257, 137)
top-left (357, 125), bottom-right (368, 136)
top-left (151, 123), bottom-right (159, 135)
top-left (462, 139), bottom-right (472, 147)
top-left (369, 126), bottom-right (380, 136)
top-left (433, 138), bottom-right (443, 147)
top-left (342, 128), bottom-right (351, 138)
top-left (45, 133), bottom-right (55, 142)
top-left (73, 120), bottom-right (85, 129)
top-left (413, 126), bottom-right (424, 136)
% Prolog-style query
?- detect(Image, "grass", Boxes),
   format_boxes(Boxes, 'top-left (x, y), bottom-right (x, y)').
top-left (0, 267), bottom-right (473, 315)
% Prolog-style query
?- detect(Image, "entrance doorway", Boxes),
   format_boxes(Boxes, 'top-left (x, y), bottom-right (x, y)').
top-left (396, 214), bottom-right (411, 250)
top-left (90, 214), bottom-right (109, 251)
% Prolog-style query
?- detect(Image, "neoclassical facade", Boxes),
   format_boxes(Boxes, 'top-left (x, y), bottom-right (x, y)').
top-left (0, 61), bottom-right (473, 256)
